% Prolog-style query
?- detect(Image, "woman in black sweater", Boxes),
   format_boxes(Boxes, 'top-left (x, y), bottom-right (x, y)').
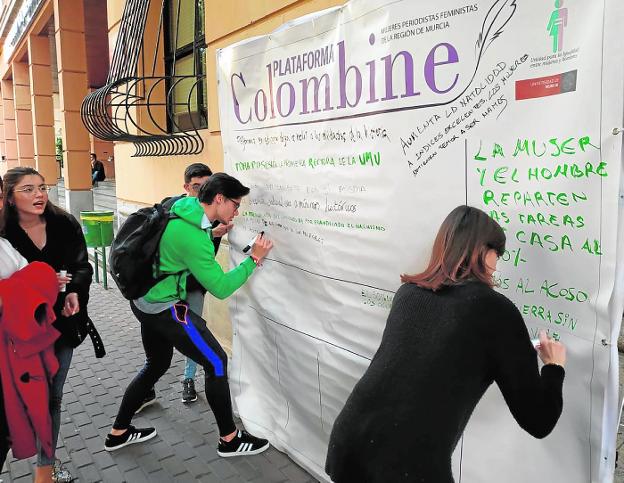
top-left (0, 167), bottom-right (104, 483)
top-left (325, 205), bottom-right (566, 483)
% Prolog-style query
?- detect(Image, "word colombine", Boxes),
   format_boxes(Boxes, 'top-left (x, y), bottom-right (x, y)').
top-left (230, 35), bottom-right (461, 126)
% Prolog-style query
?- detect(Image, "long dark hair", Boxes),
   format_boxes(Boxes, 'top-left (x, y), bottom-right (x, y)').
top-left (0, 167), bottom-right (66, 235)
top-left (401, 205), bottom-right (506, 290)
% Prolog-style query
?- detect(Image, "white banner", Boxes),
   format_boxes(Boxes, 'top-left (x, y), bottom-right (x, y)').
top-left (217, 1), bottom-right (624, 481)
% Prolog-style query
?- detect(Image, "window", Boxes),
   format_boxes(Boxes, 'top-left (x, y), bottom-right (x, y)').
top-left (164, 0), bottom-right (207, 132)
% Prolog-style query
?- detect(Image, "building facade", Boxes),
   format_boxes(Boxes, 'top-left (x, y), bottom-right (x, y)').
top-left (0, 0), bottom-right (113, 220)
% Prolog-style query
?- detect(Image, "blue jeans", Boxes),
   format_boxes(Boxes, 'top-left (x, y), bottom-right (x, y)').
top-left (37, 342), bottom-right (73, 466)
top-left (183, 290), bottom-right (204, 380)
top-left (184, 358), bottom-right (197, 379)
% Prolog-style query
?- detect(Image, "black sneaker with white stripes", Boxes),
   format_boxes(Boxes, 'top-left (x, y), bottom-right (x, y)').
top-left (217, 430), bottom-right (270, 457)
top-left (104, 425), bottom-right (157, 452)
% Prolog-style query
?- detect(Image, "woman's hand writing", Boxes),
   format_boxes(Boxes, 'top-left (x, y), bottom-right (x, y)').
top-left (536, 329), bottom-right (566, 367)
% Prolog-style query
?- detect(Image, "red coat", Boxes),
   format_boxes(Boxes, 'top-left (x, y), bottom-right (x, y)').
top-left (0, 261), bottom-right (59, 459)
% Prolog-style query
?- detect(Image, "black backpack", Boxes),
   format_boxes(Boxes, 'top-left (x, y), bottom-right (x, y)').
top-left (109, 203), bottom-right (178, 300)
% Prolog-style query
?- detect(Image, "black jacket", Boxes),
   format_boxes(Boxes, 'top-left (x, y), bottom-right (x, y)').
top-left (91, 160), bottom-right (105, 182)
top-left (326, 282), bottom-right (564, 483)
top-left (3, 207), bottom-right (105, 357)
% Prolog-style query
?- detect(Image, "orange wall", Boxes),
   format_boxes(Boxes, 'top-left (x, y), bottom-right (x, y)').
top-left (111, 0), bottom-right (346, 206)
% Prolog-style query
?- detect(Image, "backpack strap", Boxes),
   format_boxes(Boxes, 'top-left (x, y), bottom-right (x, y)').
top-left (153, 212), bottom-right (181, 279)
top-left (153, 212), bottom-right (184, 294)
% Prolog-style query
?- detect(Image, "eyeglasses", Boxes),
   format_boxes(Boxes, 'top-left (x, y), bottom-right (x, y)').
top-left (190, 183), bottom-right (202, 193)
top-left (226, 197), bottom-right (241, 210)
top-left (14, 184), bottom-right (52, 195)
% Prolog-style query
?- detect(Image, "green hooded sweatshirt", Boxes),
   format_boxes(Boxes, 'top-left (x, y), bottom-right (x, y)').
top-left (143, 196), bottom-right (255, 303)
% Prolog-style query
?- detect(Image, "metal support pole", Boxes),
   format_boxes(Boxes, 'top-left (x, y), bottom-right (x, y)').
top-left (94, 248), bottom-right (100, 283)
top-left (101, 246), bottom-right (108, 289)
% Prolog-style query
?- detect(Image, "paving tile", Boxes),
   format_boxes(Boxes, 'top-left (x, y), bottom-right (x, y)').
top-left (99, 465), bottom-right (125, 482)
top-left (91, 450), bottom-right (116, 470)
top-left (4, 460), bottom-right (29, 479)
top-left (208, 459), bottom-right (238, 480)
top-left (159, 455), bottom-right (187, 477)
top-left (90, 414), bottom-right (111, 429)
top-left (170, 441), bottom-right (198, 461)
top-left (181, 456), bottom-right (211, 479)
top-left (71, 411), bottom-right (92, 427)
top-left (172, 472), bottom-right (198, 483)
top-left (84, 434), bottom-right (105, 453)
top-left (109, 451), bottom-right (139, 472)
top-left (122, 466), bottom-right (150, 482)
top-left (143, 469), bottom-right (173, 482)
top-left (76, 463), bottom-right (102, 482)
top-left (137, 453), bottom-right (163, 474)
top-left (63, 434), bottom-right (85, 453)
top-left (70, 448), bottom-right (94, 468)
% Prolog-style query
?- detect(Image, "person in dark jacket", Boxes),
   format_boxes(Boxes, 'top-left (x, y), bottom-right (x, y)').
top-left (325, 205), bottom-right (566, 483)
top-left (0, 167), bottom-right (105, 483)
top-left (90, 153), bottom-right (105, 186)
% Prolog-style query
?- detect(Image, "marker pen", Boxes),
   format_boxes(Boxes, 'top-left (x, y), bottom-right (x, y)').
top-left (243, 231), bottom-right (264, 253)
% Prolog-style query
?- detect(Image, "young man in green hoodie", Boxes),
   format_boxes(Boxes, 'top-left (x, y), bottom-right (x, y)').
top-left (136, 162), bottom-right (233, 410)
top-left (104, 173), bottom-right (273, 457)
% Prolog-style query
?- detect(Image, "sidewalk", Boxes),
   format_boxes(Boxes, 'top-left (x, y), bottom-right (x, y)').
top-left (0, 282), bottom-right (317, 483)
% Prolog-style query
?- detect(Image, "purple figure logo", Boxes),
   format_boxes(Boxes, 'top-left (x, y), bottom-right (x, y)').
top-left (547, 0), bottom-right (568, 53)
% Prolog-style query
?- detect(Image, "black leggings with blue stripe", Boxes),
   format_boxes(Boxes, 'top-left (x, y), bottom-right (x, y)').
top-left (113, 302), bottom-right (236, 437)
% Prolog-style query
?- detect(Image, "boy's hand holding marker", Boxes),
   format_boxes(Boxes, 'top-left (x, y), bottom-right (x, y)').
top-left (244, 231), bottom-right (273, 266)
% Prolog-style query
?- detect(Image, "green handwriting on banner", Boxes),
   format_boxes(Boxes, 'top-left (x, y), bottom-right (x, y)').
top-left (519, 304), bottom-right (577, 331)
top-left (487, 213), bottom-right (602, 256)
top-left (474, 136), bottom-right (600, 160)
top-left (234, 152), bottom-right (381, 172)
top-left (488, 211), bottom-right (585, 229)
top-left (473, 132), bottom-right (608, 274)
top-left (476, 162), bottom-right (608, 186)
top-left (243, 210), bottom-right (386, 232)
top-left (493, 276), bottom-right (589, 303)
top-left (482, 189), bottom-right (587, 207)
top-left (361, 289), bottom-right (394, 309)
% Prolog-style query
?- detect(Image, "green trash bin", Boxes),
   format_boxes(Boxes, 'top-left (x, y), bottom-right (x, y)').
top-left (80, 211), bottom-right (114, 289)
top-left (80, 211), bottom-right (114, 247)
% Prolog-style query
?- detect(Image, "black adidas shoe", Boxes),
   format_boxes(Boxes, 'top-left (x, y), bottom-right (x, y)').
top-left (135, 388), bottom-right (157, 414)
top-left (217, 430), bottom-right (270, 458)
top-left (104, 425), bottom-right (157, 452)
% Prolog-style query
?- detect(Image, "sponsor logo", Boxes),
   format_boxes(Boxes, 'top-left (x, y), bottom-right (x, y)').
top-left (515, 70), bottom-right (577, 101)
top-left (547, 0), bottom-right (568, 53)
